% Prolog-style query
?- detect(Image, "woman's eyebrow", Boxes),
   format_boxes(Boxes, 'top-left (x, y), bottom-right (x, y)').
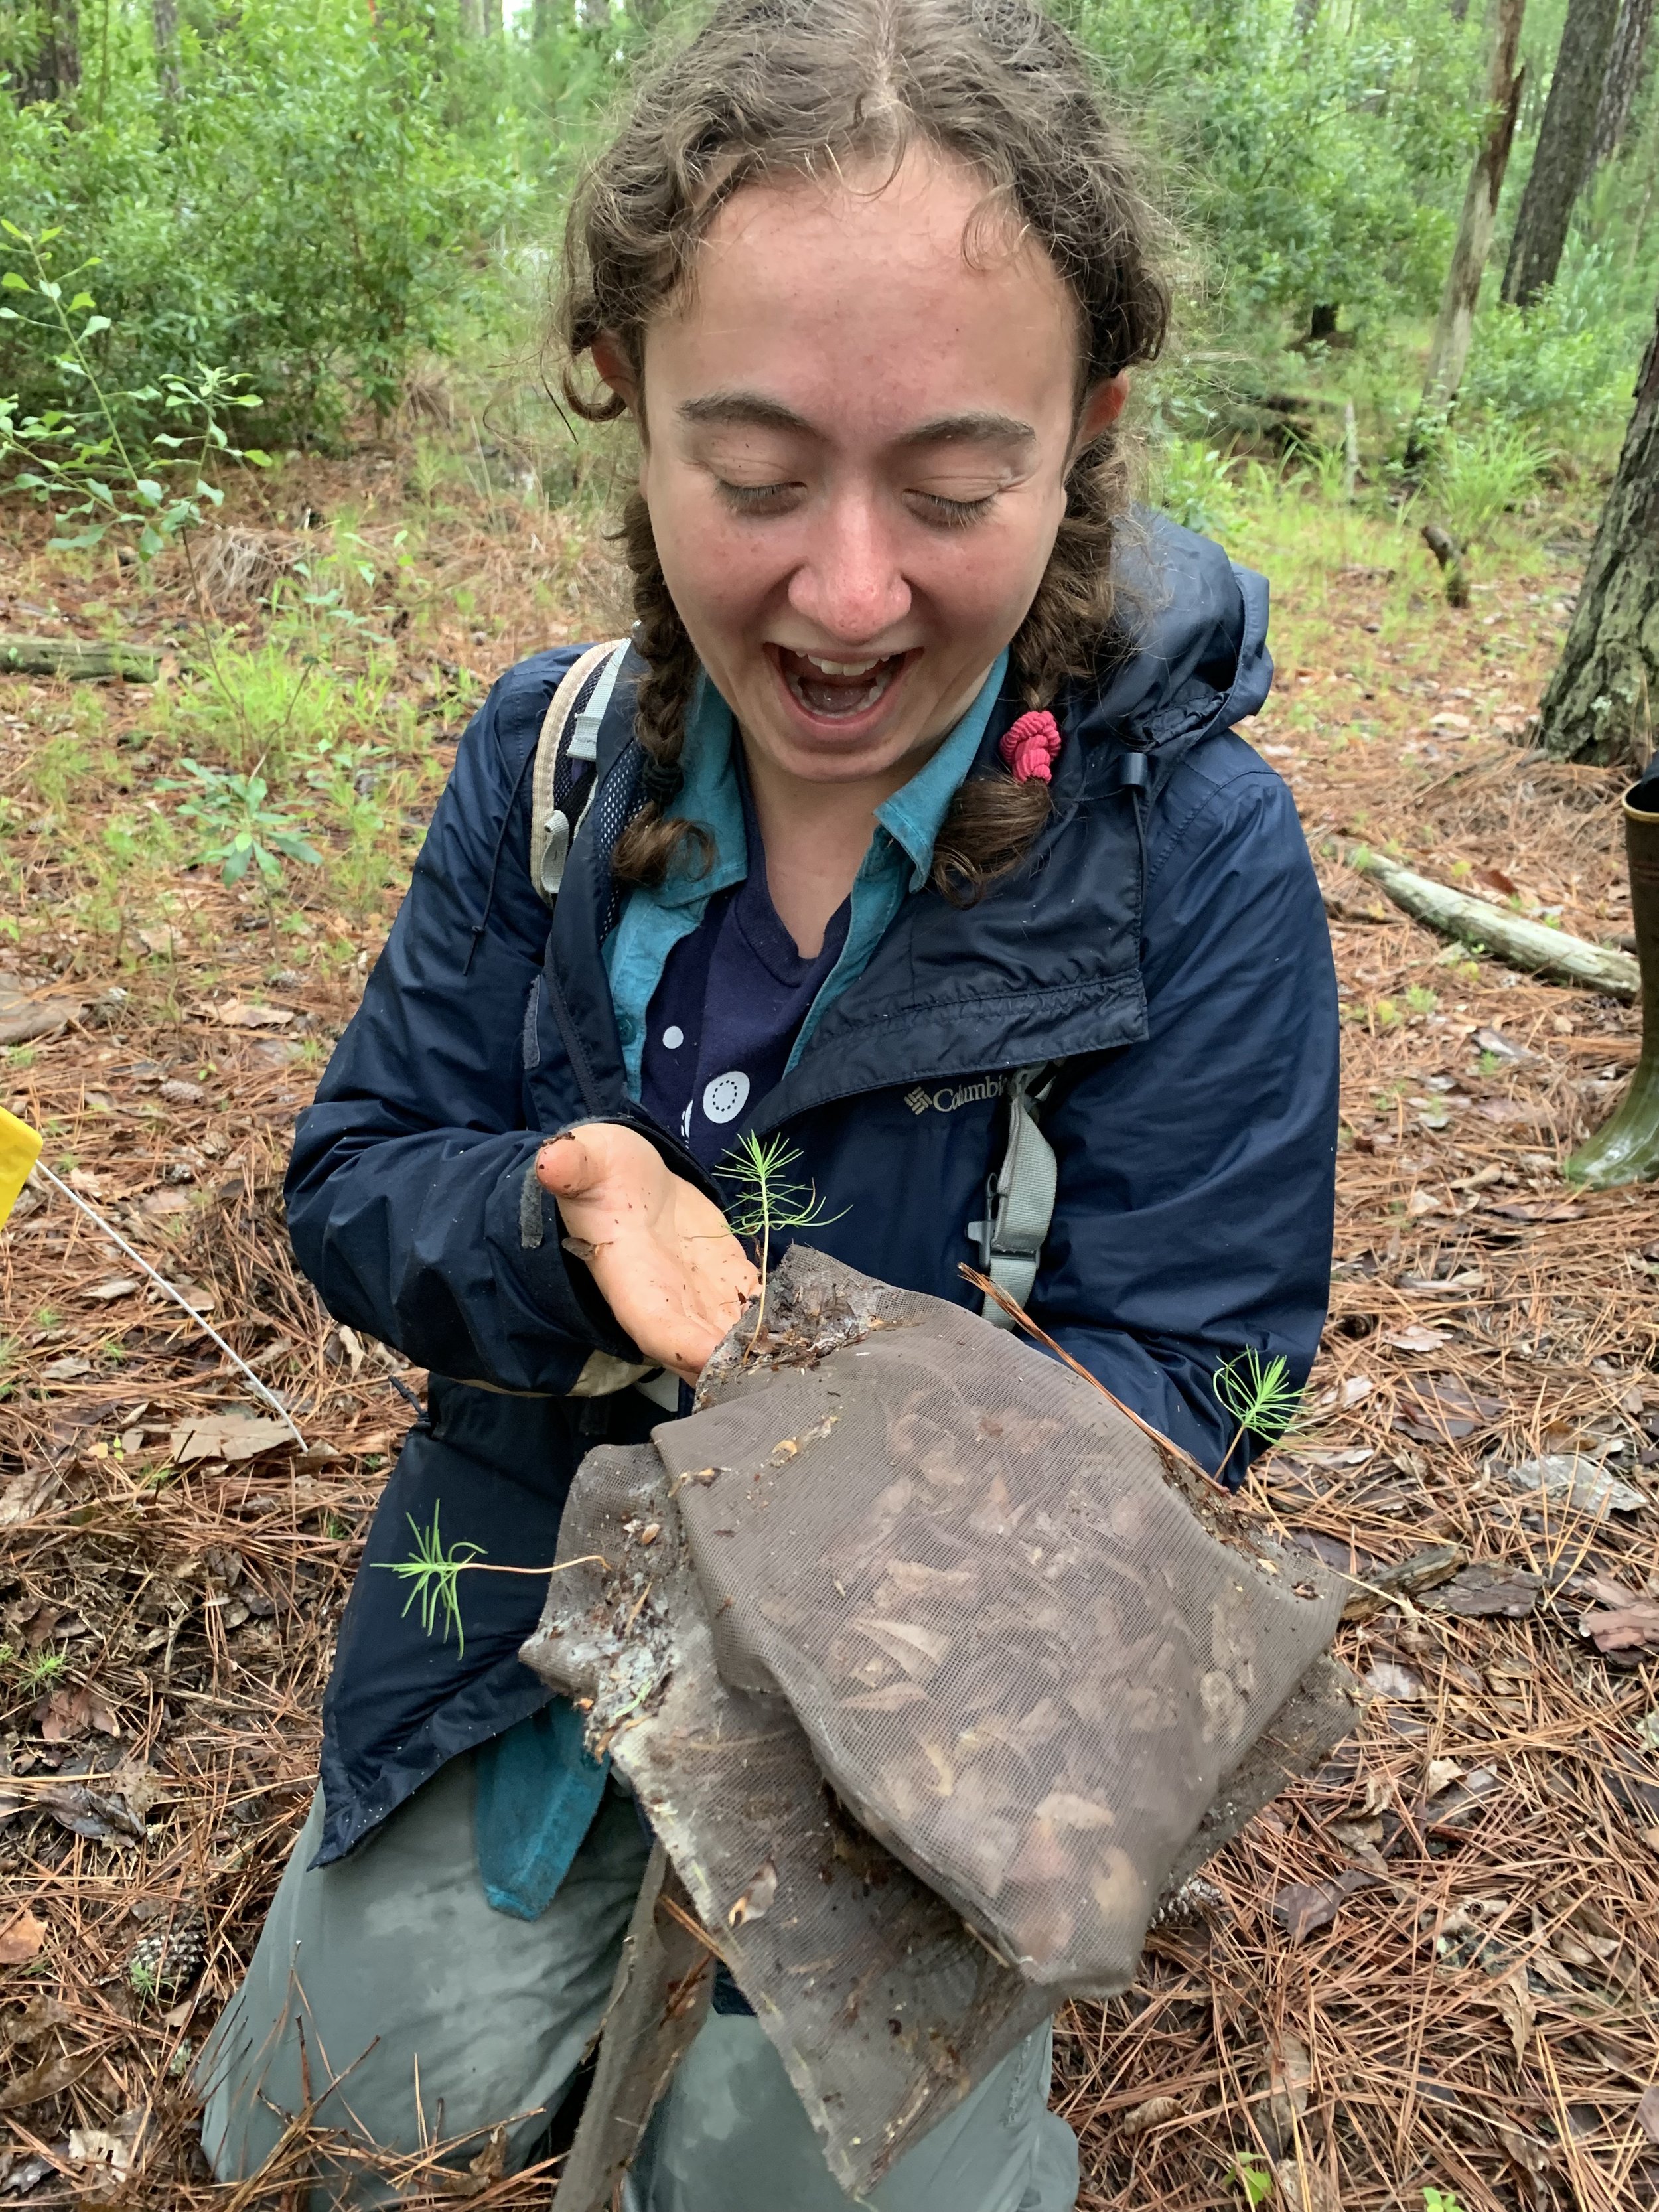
top-left (678, 394), bottom-right (1036, 450)
top-left (680, 391), bottom-right (814, 433)
top-left (894, 411), bottom-right (1037, 451)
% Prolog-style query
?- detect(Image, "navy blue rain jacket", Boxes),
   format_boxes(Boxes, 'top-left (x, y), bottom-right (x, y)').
top-left (287, 516), bottom-right (1339, 1866)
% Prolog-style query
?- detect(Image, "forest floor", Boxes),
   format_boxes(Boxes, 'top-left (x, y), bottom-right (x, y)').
top-left (0, 424), bottom-right (1655, 2212)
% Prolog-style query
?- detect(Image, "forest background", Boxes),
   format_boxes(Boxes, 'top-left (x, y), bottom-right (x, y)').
top-left (3, 1), bottom-right (1659, 2209)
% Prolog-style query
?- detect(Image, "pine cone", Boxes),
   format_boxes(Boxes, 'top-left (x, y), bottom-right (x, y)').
top-left (127, 1915), bottom-right (206, 2001)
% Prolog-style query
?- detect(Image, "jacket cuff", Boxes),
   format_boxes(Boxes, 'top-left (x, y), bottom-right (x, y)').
top-left (492, 1149), bottom-right (647, 1376)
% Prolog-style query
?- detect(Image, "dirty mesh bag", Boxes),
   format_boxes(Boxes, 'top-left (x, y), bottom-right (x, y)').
top-left (674, 1250), bottom-right (1344, 1983)
top-left (523, 1251), bottom-right (1350, 2191)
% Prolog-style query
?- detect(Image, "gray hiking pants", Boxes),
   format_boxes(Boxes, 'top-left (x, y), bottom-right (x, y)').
top-left (197, 1753), bottom-right (1080, 2211)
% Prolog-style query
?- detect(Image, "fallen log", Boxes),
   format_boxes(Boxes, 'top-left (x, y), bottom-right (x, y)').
top-left (1351, 848), bottom-right (1640, 998)
top-left (0, 635), bottom-right (161, 682)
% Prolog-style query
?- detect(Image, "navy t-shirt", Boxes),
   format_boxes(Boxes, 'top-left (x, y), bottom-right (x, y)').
top-left (639, 756), bottom-right (849, 1170)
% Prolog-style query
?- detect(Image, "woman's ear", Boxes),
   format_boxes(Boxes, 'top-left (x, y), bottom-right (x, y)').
top-left (590, 332), bottom-right (639, 415)
top-left (1076, 371), bottom-right (1130, 450)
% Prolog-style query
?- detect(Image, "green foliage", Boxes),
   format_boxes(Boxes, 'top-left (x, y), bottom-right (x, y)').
top-left (156, 758), bottom-right (322, 887)
top-left (1427, 419), bottom-right (1551, 547)
top-left (1212, 1345), bottom-right (1301, 1480)
top-left (0, 0), bottom-right (595, 442)
top-left (1461, 244), bottom-right (1656, 433)
top-left (376, 1507), bottom-right (483, 1656)
top-left (718, 1132), bottom-right (843, 1248)
top-left (1422, 2191), bottom-right (1466, 2212)
top-left (0, 222), bottom-right (269, 554)
top-left (1068, 0), bottom-right (1484, 335)
top-left (1231, 2158), bottom-right (1274, 2208)
top-left (1152, 437), bottom-right (1244, 538)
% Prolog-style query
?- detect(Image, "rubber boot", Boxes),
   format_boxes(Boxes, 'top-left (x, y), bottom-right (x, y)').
top-left (1567, 769), bottom-right (1659, 1188)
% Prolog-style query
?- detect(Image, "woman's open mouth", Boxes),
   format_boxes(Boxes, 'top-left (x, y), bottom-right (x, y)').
top-left (773, 646), bottom-right (910, 722)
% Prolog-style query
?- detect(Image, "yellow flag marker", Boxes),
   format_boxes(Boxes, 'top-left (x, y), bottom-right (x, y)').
top-left (0, 1105), bottom-right (42, 1227)
top-left (0, 1103), bottom-right (305, 1445)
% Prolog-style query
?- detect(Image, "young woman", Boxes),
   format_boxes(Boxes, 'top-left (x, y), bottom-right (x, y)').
top-left (199, 0), bottom-right (1338, 2203)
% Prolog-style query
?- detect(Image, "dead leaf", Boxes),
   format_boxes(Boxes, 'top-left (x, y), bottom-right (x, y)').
top-left (84, 1277), bottom-right (139, 1303)
top-left (191, 999), bottom-right (294, 1029)
top-left (1394, 1374), bottom-right (1506, 1442)
top-left (0, 1464), bottom-right (60, 1528)
top-left (0, 1909), bottom-right (45, 1964)
top-left (1636, 2084), bottom-right (1659, 2143)
top-left (35, 1757), bottom-right (164, 1842)
top-left (136, 1186), bottom-right (193, 1219)
top-left (38, 1686), bottom-right (91, 1743)
top-left (1474, 865), bottom-right (1518, 896)
top-left (1492, 1963), bottom-right (1535, 2063)
top-left (0, 978), bottom-right (85, 1045)
top-left (1578, 1577), bottom-right (1659, 1653)
top-left (1263, 2033), bottom-right (1311, 2156)
top-left (727, 1858), bottom-right (778, 1927)
top-left (137, 924), bottom-right (185, 957)
top-left (168, 1413), bottom-right (293, 1465)
top-left (1272, 2156), bottom-right (1339, 2212)
top-left (1271, 1870), bottom-right (1377, 1941)
top-left (1384, 1324), bottom-right (1447, 1353)
top-left (0, 2050), bottom-right (90, 2111)
top-left (1471, 1025), bottom-right (1526, 1060)
top-left (1365, 1661), bottom-right (1423, 1701)
top-left (41, 1355), bottom-right (94, 1382)
top-left (1117, 2093), bottom-right (1184, 2138)
top-left (1425, 1758), bottom-right (1465, 1797)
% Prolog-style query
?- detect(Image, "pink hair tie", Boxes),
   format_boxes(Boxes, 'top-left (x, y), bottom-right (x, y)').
top-left (999, 709), bottom-right (1062, 784)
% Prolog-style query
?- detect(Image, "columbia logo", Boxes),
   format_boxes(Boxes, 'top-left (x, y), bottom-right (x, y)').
top-left (905, 1077), bottom-right (1003, 1117)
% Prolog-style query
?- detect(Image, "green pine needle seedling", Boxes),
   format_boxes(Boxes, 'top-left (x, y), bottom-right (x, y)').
top-left (717, 1132), bottom-right (845, 1345)
top-left (1212, 1347), bottom-right (1302, 1483)
top-left (376, 1506), bottom-right (484, 1656)
top-left (378, 1507), bottom-right (611, 1651)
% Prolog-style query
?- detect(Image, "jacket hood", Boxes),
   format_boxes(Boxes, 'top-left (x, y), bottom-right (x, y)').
top-left (1061, 510), bottom-right (1271, 778)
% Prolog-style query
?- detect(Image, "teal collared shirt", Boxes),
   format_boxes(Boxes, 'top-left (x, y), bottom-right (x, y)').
top-left (604, 652), bottom-right (1011, 1097)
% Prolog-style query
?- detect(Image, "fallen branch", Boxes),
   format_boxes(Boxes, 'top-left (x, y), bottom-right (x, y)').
top-left (0, 634), bottom-right (161, 682)
top-left (1350, 849), bottom-right (1639, 998)
top-left (1420, 523), bottom-right (1469, 609)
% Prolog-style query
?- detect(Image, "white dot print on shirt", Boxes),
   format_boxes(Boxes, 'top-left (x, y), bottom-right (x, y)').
top-left (662, 1025), bottom-right (684, 1051)
top-left (701, 1070), bottom-right (750, 1125)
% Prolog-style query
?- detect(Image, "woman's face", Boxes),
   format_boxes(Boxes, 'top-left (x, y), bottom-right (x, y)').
top-left (597, 150), bottom-right (1123, 792)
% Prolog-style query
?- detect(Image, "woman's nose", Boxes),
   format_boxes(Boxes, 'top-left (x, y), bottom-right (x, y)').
top-left (785, 492), bottom-right (912, 643)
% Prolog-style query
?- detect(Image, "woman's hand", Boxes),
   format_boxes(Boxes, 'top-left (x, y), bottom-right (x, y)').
top-left (536, 1123), bottom-right (758, 1383)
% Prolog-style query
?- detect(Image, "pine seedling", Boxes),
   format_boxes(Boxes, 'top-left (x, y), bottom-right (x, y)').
top-left (1212, 1347), bottom-right (1302, 1483)
top-left (379, 1507), bottom-right (610, 1651)
top-left (377, 1506), bottom-right (484, 1655)
top-left (717, 1132), bottom-right (845, 1344)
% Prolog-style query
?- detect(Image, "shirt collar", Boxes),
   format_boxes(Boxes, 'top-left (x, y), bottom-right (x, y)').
top-left (667, 651), bottom-right (1011, 899)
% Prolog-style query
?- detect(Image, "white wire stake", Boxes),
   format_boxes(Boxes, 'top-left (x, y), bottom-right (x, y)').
top-left (36, 1163), bottom-right (308, 1449)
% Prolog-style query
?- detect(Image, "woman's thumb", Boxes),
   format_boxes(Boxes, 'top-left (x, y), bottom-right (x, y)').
top-left (535, 1130), bottom-right (592, 1199)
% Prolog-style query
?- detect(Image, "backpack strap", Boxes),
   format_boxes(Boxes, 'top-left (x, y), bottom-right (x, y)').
top-left (530, 638), bottom-right (630, 907)
top-left (968, 1065), bottom-right (1058, 1326)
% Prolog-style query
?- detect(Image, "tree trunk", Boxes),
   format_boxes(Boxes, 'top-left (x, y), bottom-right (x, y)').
top-left (1502, 0), bottom-right (1623, 305)
top-left (1591, 0), bottom-right (1656, 165)
top-left (14, 0), bottom-right (81, 102)
top-left (457, 0), bottom-right (482, 36)
top-left (151, 0), bottom-right (180, 100)
top-left (1421, 0), bottom-right (1528, 419)
top-left (482, 0), bottom-right (502, 33)
top-left (1538, 293), bottom-right (1659, 762)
